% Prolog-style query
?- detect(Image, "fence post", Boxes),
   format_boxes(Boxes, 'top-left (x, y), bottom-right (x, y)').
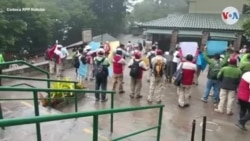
top-left (93, 115), bottom-right (99, 141)
top-left (33, 91), bottom-right (42, 141)
top-left (201, 116), bottom-right (207, 141)
top-left (74, 82), bottom-right (78, 112)
top-left (156, 107), bottom-right (163, 141)
top-left (191, 120), bottom-right (196, 141)
top-left (0, 103), bottom-right (5, 130)
top-left (110, 92), bottom-right (114, 133)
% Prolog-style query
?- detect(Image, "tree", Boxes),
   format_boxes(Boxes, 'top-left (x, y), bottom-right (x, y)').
top-left (91, 0), bottom-right (127, 35)
top-left (243, 1), bottom-right (250, 36)
top-left (128, 0), bottom-right (188, 23)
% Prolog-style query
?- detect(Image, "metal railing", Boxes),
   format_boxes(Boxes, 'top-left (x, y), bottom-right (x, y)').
top-left (0, 104), bottom-right (164, 141)
top-left (0, 60), bottom-right (51, 101)
top-left (0, 87), bottom-right (115, 138)
top-left (0, 75), bottom-right (79, 111)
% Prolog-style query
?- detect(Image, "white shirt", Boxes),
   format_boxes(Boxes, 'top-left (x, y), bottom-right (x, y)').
top-left (146, 50), bottom-right (156, 58)
top-left (54, 48), bottom-right (64, 59)
top-left (172, 51), bottom-right (180, 63)
top-left (61, 47), bottom-right (69, 58)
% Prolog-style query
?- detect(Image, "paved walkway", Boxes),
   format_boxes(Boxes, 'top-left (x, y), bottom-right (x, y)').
top-left (1, 65), bottom-right (250, 141)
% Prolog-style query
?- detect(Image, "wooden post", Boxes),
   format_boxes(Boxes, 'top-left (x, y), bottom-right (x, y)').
top-left (233, 32), bottom-right (242, 51)
top-left (201, 31), bottom-right (209, 51)
top-left (169, 29), bottom-right (178, 55)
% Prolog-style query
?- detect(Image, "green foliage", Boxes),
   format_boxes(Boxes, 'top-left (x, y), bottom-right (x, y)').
top-left (91, 0), bottom-right (127, 35)
top-left (128, 0), bottom-right (188, 23)
top-left (0, 0), bottom-right (127, 57)
top-left (243, 1), bottom-right (250, 36)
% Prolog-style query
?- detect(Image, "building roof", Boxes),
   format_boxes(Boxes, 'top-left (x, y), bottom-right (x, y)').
top-left (141, 13), bottom-right (244, 31)
top-left (66, 33), bottom-right (117, 48)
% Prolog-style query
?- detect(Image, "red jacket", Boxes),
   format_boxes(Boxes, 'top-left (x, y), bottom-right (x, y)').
top-left (113, 55), bottom-right (123, 74)
top-left (238, 72), bottom-right (250, 102)
top-left (180, 61), bottom-right (196, 85)
top-left (48, 44), bottom-right (57, 60)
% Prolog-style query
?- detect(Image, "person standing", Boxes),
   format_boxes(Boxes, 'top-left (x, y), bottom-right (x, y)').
top-left (47, 44), bottom-right (57, 74)
top-left (0, 51), bottom-right (5, 86)
top-left (236, 71), bottom-right (250, 131)
top-left (93, 48), bottom-right (110, 102)
top-left (172, 47), bottom-right (180, 76)
top-left (54, 45), bottom-right (64, 78)
top-left (177, 54), bottom-right (197, 108)
top-left (84, 46), bottom-right (93, 80)
top-left (128, 51), bottom-right (148, 99)
top-left (214, 58), bottom-right (242, 115)
top-left (112, 50), bottom-right (126, 94)
top-left (147, 49), bottom-right (166, 103)
top-left (61, 45), bottom-right (69, 70)
top-left (77, 49), bottom-right (88, 84)
top-left (201, 47), bottom-right (229, 104)
top-left (240, 54), bottom-right (250, 74)
top-left (146, 45), bottom-right (157, 82)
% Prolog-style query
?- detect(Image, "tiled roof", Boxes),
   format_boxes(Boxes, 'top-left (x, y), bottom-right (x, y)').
top-left (141, 13), bottom-right (244, 31)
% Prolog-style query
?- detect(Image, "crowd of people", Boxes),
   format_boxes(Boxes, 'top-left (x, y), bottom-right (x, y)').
top-left (45, 40), bottom-right (250, 131)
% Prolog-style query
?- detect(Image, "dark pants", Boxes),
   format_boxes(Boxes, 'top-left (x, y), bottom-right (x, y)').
top-left (95, 78), bottom-right (108, 100)
top-left (0, 69), bottom-right (2, 86)
top-left (165, 61), bottom-right (172, 82)
top-left (239, 99), bottom-right (250, 126)
top-left (171, 62), bottom-right (178, 76)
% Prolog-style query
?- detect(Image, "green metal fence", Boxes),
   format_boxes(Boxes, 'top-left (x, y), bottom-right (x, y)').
top-left (0, 87), bottom-right (115, 137)
top-left (0, 60), bottom-right (52, 103)
top-left (1, 60), bottom-right (50, 88)
top-left (0, 104), bottom-right (164, 141)
top-left (0, 75), bottom-right (80, 111)
top-left (0, 61), bottom-right (165, 140)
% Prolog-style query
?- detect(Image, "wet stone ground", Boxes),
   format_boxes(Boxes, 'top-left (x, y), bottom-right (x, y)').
top-left (0, 66), bottom-right (250, 141)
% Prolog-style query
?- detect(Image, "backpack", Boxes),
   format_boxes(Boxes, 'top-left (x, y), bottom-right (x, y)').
top-left (209, 61), bottom-right (221, 80)
top-left (153, 59), bottom-right (164, 77)
top-left (73, 55), bottom-right (80, 68)
top-left (148, 53), bottom-right (156, 68)
top-left (129, 60), bottom-right (141, 78)
top-left (94, 58), bottom-right (109, 80)
top-left (172, 63), bottom-right (183, 86)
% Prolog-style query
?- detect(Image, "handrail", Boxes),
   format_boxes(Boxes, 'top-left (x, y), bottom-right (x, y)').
top-left (0, 86), bottom-right (116, 137)
top-left (0, 105), bottom-right (165, 141)
top-left (0, 87), bottom-right (115, 93)
top-left (0, 75), bottom-right (78, 84)
top-left (0, 60), bottom-right (51, 103)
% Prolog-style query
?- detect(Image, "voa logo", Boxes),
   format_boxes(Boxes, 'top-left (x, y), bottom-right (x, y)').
top-left (221, 6), bottom-right (240, 25)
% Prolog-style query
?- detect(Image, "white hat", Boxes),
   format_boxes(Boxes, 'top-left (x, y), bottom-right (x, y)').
top-left (85, 45), bottom-right (91, 50)
top-left (165, 51), bottom-right (169, 55)
top-left (57, 44), bottom-right (63, 48)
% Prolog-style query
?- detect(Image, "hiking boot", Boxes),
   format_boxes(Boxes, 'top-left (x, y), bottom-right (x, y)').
top-left (147, 99), bottom-right (152, 103)
top-left (184, 104), bottom-right (190, 107)
top-left (178, 104), bottom-right (185, 108)
top-left (236, 122), bottom-right (247, 131)
top-left (156, 100), bottom-right (162, 104)
top-left (136, 95), bottom-right (143, 99)
top-left (214, 108), bottom-right (223, 114)
top-left (227, 111), bottom-right (234, 116)
top-left (119, 91), bottom-right (125, 94)
top-left (201, 98), bottom-right (208, 103)
top-left (130, 95), bottom-right (135, 99)
top-left (101, 98), bottom-right (108, 102)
